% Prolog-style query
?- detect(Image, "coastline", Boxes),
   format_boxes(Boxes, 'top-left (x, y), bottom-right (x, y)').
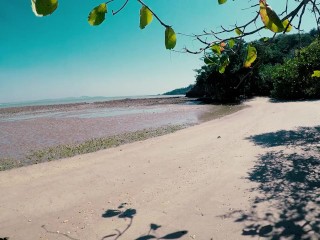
top-left (0, 95), bottom-right (185, 109)
top-left (0, 96), bottom-right (245, 171)
top-left (0, 96), bottom-right (189, 115)
top-left (1, 97), bottom-right (319, 239)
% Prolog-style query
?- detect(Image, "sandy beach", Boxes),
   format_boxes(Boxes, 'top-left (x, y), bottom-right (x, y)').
top-left (0, 97), bottom-right (319, 240)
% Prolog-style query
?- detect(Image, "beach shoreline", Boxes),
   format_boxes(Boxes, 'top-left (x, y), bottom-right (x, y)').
top-left (1, 97), bottom-right (319, 240)
top-left (0, 96), bottom-right (245, 171)
top-left (0, 96), bottom-right (191, 115)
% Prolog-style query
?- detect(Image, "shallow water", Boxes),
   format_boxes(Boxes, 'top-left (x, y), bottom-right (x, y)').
top-left (0, 95), bottom-right (184, 109)
top-left (0, 102), bottom-right (243, 160)
top-left (0, 107), bottom-right (168, 122)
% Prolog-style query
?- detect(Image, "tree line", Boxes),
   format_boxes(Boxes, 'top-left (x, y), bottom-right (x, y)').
top-left (187, 30), bottom-right (320, 102)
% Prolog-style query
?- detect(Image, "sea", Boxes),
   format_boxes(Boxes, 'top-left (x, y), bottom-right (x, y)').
top-left (0, 95), bottom-right (183, 109)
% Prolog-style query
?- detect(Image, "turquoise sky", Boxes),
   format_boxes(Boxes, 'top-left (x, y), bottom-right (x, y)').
top-left (0, 0), bottom-right (316, 102)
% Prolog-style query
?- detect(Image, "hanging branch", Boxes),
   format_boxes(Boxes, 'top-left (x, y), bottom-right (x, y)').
top-left (32, 0), bottom-right (320, 53)
top-left (112, 0), bottom-right (129, 15)
top-left (136, 0), bottom-right (171, 28)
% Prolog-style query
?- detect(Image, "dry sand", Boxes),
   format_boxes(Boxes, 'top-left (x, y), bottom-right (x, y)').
top-left (0, 97), bottom-right (319, 240)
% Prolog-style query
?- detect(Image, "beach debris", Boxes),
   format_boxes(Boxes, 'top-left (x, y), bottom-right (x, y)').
top-left (217, 136), bottom-right (221, 139)
top-left (63, 220), bottom-right (69, 223)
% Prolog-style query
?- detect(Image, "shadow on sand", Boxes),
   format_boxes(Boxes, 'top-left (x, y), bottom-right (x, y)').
top-left (101, 203), bottom-right (188, 240)
top-left (40, 203), bottom-right (187, 240)
top-left (221, 126), bottom-right (320, 239)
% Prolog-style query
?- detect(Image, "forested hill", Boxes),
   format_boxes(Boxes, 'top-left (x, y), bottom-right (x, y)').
top-left (163, 85), bottom-right (194, 95)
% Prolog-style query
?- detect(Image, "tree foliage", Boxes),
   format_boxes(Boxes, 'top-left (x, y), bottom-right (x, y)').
top-left (271, 39), bottom-right (320, 99)
top-left (187, 31), bottom-right (319, 102)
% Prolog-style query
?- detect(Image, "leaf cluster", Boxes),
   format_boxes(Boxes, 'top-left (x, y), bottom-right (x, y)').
top-left (31, 0), bottom-right (177, 50)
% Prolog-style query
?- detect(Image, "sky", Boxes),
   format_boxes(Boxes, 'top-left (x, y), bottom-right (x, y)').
top-left (0, 0), bottom-right (317, 103)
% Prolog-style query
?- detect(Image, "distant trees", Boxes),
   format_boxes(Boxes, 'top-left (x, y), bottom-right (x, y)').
top-left (163, 85), bottom-right (194, 96)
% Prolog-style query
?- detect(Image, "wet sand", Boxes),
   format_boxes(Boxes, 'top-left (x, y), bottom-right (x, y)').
top-left (0, 97), bottom-right (244, 169)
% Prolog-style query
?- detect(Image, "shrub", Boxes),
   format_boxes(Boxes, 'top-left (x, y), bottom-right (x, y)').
top-left (254, 64), bottom-right (275, 96)
top-left (270, 60), bottom-right (302, 99)
top-left (271, 40), bottom-right (320, 100)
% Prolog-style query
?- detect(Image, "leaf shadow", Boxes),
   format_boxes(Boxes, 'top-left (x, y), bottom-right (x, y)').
top-left (221, 126), bottom-right (320, 239)
top-left (101, 203), bottom-right (188, 240)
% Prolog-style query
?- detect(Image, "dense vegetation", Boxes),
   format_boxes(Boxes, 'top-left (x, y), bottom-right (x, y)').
top-left (187, 31), bottom-right (320, 102)
top-left (163, 85), bottom-right (194, 95)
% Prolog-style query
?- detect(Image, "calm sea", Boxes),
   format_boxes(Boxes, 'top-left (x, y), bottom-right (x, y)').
top-left (0, 95), bottom-right (183, 109)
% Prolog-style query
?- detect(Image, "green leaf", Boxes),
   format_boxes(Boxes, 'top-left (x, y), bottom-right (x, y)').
top-left (219, 66), bottom-right (226, 74)
top-left (259, 37), bottom-right (269, 42)
top-left (235, 28), bottom-right (242, 36)
top-left (218, 0), bottom-right (227, 4)
top-left (282, 19), bottom-right (292, 32)
top-left (165, 27), bottom-right (177, 50)
top-left (244, 45), bottom-right (257, 68)
top-left (260, 0), bottom-right (284, 33)
top-left (219, 55), bottom-right (230, 74)
top-left (31, 0), bottom-right (58, 17)
top-left (88, 3), bottom-right (107, 26)
top-left (312, 70), bottom-right (320, 78)
top-left (211, 45), bottom-right (221, 55)
top-left (204, 55), bottom-right (219, 65)
top-left (204, 57), bottom-right (214, 65)
top-left (228, 39), bottom-right (235, 48)
top-left (140, 6), bottom-right (153, 29)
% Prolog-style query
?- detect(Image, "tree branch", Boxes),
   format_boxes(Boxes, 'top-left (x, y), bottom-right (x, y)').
top-left (112, 0), bottom-right (129, 15)
top-left (136, 0), bottom-right (170, 28)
